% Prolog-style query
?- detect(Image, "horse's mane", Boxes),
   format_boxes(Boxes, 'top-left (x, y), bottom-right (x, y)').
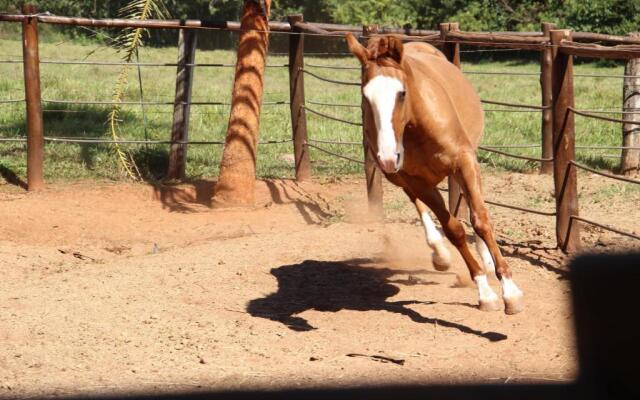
top-left (366, 36), bottom-right (404, 69)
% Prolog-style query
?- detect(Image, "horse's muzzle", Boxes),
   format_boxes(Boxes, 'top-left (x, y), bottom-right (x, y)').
top-left (377, 152), bottom-right (401, 174)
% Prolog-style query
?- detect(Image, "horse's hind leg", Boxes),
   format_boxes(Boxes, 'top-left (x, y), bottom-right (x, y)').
top-left (458, 153), bottom-right (524, 315)
top-left (406, 192), bottom-right (452, 271)
top-left (408, 185), bottom-right (501, 312)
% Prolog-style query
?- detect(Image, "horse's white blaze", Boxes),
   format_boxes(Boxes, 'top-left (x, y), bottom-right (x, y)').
top-left (363, 75), bottom-right (404, 170)
top-left (421, 211), bottom-right (451, 265)
top-left (475, 235), bottom-right (495, 274)
top-left (501, 277), bottom-right (523, 299)
top-left (474, 275), bottom-right (499, 302)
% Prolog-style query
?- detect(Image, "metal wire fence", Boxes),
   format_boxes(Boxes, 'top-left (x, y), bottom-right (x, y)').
top-left (1, 16), bottom-right (639, 246)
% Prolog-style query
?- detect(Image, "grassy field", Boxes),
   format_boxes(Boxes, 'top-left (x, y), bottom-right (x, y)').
top-left (0, 28), bottom-right (630, 184)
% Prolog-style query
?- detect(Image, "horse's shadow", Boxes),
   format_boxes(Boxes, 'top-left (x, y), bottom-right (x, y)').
top-left (246, 259), bottom-right (507, 342)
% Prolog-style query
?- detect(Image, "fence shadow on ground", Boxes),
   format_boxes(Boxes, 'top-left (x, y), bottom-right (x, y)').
top-left (246, 258), bottom-right (508, 342)
top-left (497, 238), bottom-right (569, 279)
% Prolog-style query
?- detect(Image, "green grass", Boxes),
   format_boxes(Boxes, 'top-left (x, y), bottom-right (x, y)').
top-left (0, 29), bottom-right (630, 184)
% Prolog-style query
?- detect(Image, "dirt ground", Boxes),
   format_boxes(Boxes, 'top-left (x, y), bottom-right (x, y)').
top-left (1, 170), bottom-right (637, 399)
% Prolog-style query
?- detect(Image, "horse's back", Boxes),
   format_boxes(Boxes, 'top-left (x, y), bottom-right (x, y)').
top-left (404, 42), bottom-right (447, 60)
top-left (403, 42), bottom-right (484, 146)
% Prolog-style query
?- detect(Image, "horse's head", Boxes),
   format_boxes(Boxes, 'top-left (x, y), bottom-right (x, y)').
top-left (347, 33), bottom-right (410, 174)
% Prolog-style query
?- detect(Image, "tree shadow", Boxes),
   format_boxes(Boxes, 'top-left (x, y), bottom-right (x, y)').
top-left (40, 103), bottom-right (147, 170)
top-left (264, 179), bottom-right (335, 225)
top-left (149, 178), bottom-right (339, 221)
top-left (131, 145), bottom-right (170, 181)
top-left (151, 179), bottom-right (216, 213)
top-left (0, 163), bottom-right (27, 189)
top-left (247, 259), bottom-right (508, 342)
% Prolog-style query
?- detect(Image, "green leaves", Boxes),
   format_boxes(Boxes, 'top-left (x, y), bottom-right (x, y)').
top-left (323, 0), bottom-right (414, 27)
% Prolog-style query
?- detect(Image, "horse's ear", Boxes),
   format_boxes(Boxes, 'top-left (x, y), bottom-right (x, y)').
top-left (346, 33), bottom-right (369, 65)
top-left (377, 35), bottom-right (404, 64)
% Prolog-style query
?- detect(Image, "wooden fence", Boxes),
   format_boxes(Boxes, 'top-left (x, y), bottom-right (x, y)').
top-left (1, 5), bottom-right (640, 252)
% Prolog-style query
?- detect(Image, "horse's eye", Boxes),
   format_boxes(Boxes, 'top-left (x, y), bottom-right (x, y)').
top-left (399, 91), bottom-right (406, 101)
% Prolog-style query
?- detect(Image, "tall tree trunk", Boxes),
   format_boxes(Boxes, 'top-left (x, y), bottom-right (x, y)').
top-left (213, 0), bottom-right (271, 206)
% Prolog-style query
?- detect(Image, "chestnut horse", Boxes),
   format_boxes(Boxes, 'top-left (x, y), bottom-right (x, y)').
top-left (346, 34), bottom-right (524, 314)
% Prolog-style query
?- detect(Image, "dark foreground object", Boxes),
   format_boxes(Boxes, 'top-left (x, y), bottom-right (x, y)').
top-left (48, 253), bottom-right (640, 400)
top-left (571, 253), bottom-right (640, 399)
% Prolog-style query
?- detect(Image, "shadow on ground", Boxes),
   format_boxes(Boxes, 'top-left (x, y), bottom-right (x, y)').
top-left (247, 258), bottom-right (507, 342)
top-left (0, 163), bottom-right (27, 189)
top-left (497, 238), bottom-right (569, 279)
top-left (151, 179), bottom-right (338, 225)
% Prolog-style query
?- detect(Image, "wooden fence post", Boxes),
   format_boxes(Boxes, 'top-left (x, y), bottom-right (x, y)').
top-left (550, 29), bottom-right (580, 252)
top-left (167, 29), bottom-right (197, 181)
top-left (362, 25), bottom-right (384, 220)
top-left (440, 22), bottom-right (468, 220)
top-left (540, 22), bottom-right (556, 175)
top-left (21, 4), bottom-right (44, 191)
top-left (621, 32), bottom-right (640, 175)
top-left (288, 14), bottom-right (311, 181)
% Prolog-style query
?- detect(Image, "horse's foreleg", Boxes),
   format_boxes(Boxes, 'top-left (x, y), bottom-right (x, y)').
top-left (474, 233), bottom-right (496, 274)
top-left (458, 154), bottom-right (524, 315)
top-left (468, 204), bottom-right (496, 274)
top-left (403, 189), bottom-right (452, 271)
top-left (411, 186), bottom-right (501, 312)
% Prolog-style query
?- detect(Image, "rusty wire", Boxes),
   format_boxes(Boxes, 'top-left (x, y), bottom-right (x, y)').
top-left (484, 198), bottom-right (556, 216)
top-left (306, 100), bottom-right (360, 108)
top-left (305, 63), bottom-right (360, 70)
top-left (276, 52), bottom-right (351, 56)
top-left (576, 144), bottom-right (640, 150)
top-left (569, 107), bottom-right (640, 126)
top-left (0, 136), bottom-right (292, 145)
top-left (465, 70), bottom-right (540, 76)
top-left (304, 141), bottom-right (364, 164)
top-left (0, 58), bottom-right (289, 68)
top-left (0, 99), bottom-right (24, 104)
top-left (569, 160), bottom-right (640, 185)
top-left (484, 109), bottom-right (541, 113)
top-left (574, 72), bottom-right (640, 79)
top-left (573, 109), bottom-right (640, 115)
top-left (482, 144), bottom-right (539, 148)
top-left (570, 215), bottom-right (640, 241)
top-left (437, 186), bottom-right (556, 216)
top-left (460, 48), bottom-right (527, 53)
top-left (39, 99), bottom-right (288, 106)
top-left (301, 69), bottom-right (361, 86)
top-left (307, 138), bottom-right (360, 146)
top-left (303, 105), bottom-right (362, 126)
top-left (481, 99), bottom-right (548, 110)
top-left (478, 145), bottom-right (553, 162)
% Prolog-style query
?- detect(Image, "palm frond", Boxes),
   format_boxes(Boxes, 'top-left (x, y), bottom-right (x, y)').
top-left (108, 0), bottom-right (167, 180)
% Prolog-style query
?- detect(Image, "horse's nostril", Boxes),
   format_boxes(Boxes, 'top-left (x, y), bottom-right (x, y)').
top-left (396, 153), bottom-right (401, 164)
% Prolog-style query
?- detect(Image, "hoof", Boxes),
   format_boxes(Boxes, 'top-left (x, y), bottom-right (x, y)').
top-left (504, 295), bottom-right (524, 315)
top-left (432, 252), bottom-right (452, 272)
top-left (478, 297), bottom-right (502, 312)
